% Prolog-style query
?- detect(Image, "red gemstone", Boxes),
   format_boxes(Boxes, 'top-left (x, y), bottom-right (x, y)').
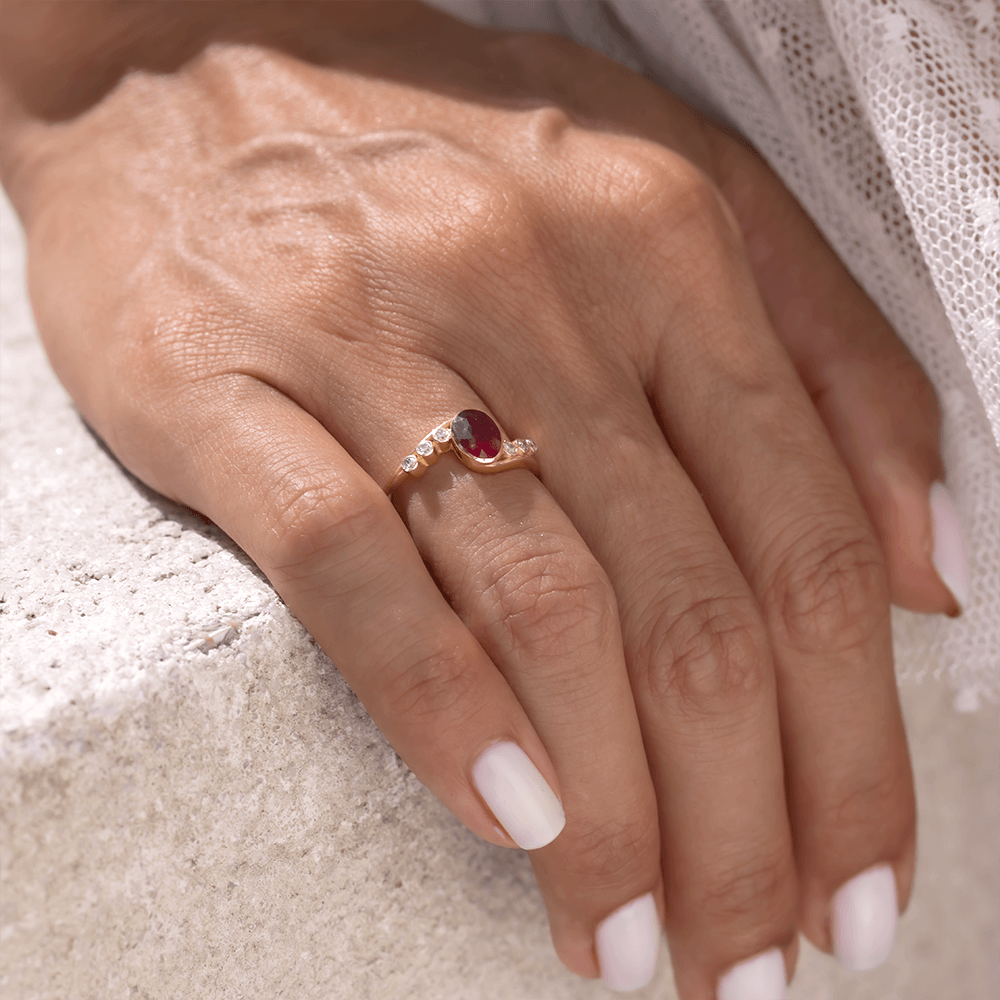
top-left (452, 409), bottom-right (502, 462)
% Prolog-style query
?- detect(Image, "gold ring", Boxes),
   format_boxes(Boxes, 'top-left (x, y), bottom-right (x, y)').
top-left (385, 409), bottom-right (538, 495)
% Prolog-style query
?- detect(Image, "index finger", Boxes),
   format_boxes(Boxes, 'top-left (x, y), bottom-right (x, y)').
top-left (147, 373), bottom-right (570, 855)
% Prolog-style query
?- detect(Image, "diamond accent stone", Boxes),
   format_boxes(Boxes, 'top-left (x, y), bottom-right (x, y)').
top-left (524, 439), bottom-right (536, 453)
top-left (433, 426), bottom-right (451, 443)
top-left (416, 440), bottom-right (434, 457)
top-left (401, 456), bottom-right (418, 473)
top-left (503, 441), bottom-right (517, 456)
top-left (452, 409), bottom-right (502, 462)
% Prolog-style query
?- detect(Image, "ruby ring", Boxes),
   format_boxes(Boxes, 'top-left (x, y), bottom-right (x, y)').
top-left (384, 409), bottom-right (538, 495)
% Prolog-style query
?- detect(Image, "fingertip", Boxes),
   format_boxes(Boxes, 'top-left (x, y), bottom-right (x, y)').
top-left (859, 459), bottom-right (963, 617)
top-left (831, 864), bottom-right (899, 972)
top-left (595, 892), bottom-right (661, 993)
top-left (928, 482), bottom-right (970, 613)
top-left (717, 946), bottom-right (788, 1000)
top-left (471, 740), bottom-right (566, 850)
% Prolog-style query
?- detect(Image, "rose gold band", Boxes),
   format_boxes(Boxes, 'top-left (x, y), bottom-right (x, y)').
top-left (385, 410), bottom-right (538, 496)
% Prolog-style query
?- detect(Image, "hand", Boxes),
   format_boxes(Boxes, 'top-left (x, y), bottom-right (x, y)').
top-left (0, 2), bottom-right (962, 996)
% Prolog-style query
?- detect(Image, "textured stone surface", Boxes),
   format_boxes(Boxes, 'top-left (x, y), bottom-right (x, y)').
top-left (2, 192), bottom-right (997, 1000)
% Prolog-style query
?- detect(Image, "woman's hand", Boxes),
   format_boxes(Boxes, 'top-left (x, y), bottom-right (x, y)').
top-left (0, 2), bottom-right (965, 996)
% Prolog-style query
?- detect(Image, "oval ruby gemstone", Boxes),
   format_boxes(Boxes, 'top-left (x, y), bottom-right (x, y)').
top-left (452, 409), bottom-right (502, 462)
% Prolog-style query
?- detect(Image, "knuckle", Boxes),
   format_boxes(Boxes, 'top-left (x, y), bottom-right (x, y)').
top-left (639, 593), bottom-right (768, 714)
top-left (263, 477), bottom-right (382, 582)
top-left (821, 765), bottom-right (916, 845)
top-left (584, 148), bottom-right (744, 304)
top-left (613, 154), bottom-right (737, 248)
top-left (378, 638), bottom-right (481, 725)
top-left (103, 310), bottom-right (249, 481)
top-left (483, 541), bottom-right (619, 660)
top-left (769, 531), bottom-right (888, 656)
top-left (693, 850), bottom-right (795, 927)
top-left (651, 159), bottom-right (721, 223)
top-left (107, 314), bottom-right (211, 429)
top-left (560, 809), bottom-right (660, 893)
top-left (119, 310), bottom-right (224, 388)
top-left (518, 104), bottom-right (574, 151)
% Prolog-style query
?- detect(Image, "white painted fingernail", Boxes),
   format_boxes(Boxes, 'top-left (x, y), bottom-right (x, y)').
top-left (471, 742), bottom-right (565, 850)
top-left (832, 864), bottom-right (898, 971)
top-left (596, 892), bottom-right (660, 992)
top-left (930, 483), bottom-right (970, 610)
top-left (717, 946), bottom-right (787, 1000)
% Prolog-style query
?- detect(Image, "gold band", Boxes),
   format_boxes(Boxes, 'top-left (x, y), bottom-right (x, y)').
top-left (385, 409), bottom-right (538, 496)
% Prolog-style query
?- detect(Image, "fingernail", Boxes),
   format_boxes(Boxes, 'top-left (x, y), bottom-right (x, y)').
top-left (929, 483), bottom-right (970, 610)
top-left (471, 741), bottom-right (565, 850)
top-left (717, 946), bottom-right (787, 1000)
top-left (595, 892), bottom-right (660, 992)
top-left (831, 864), bottom-right (898, 971)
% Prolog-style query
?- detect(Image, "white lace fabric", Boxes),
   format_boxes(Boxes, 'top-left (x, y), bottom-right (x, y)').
top-left (429, 0), bottom-right (1000, 707)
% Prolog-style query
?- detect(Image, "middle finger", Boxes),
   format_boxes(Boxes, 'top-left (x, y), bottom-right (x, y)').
top-left (530, 370), bottom-right (803, 998)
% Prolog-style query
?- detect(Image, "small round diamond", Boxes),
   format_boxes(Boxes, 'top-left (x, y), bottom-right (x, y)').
top-left (503, 441), bottom-right (517, 456)
top-left (416, 440), bottom-right (434, 457)
top-left (433, 426), bottom-right (451, 443)
top-left (524, 439), bottom-right (536, 453)
top-left (401, 456), bottom-right (418, 473)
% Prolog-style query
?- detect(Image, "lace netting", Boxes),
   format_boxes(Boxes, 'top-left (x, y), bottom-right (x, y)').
top-left (430, 0), bottom-right (1000, 707)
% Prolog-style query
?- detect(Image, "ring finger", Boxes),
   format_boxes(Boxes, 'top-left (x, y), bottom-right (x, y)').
top-left (385, 397), bottom-right (668, 990)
